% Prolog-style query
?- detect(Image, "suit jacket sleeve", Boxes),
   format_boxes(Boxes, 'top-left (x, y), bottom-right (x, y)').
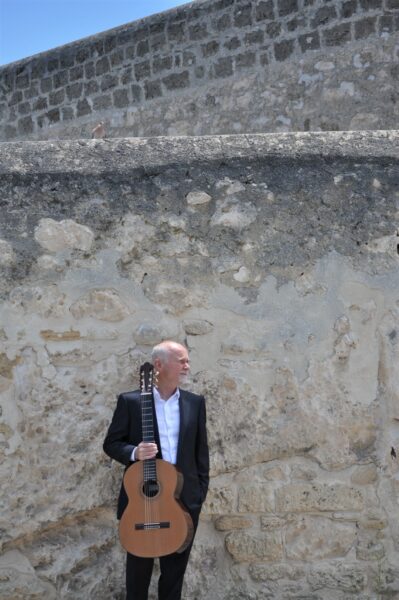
top-left (103, 393), bottom-right (135, 466)
top-left (196, 395), bottom-right (210, 503)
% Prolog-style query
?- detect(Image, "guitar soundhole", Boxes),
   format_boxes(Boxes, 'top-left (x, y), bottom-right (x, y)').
top-left (143, 479), bottom-right (160, 498)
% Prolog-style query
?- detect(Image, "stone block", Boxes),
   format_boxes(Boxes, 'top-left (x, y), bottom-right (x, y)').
top-left (47, 57), bottom-right (59, 72)
top-left (95, 56), bottom-right (110, 76)
top-left (110, 49), bottom-right (124, 66)
top-left (49, 89), bottom-right (65, 106)
top-left (104, 35), bottom-right (117, 53)
top-left (137, 40), bottom-right (150, 57)
top-left (113, 88), bottom-right (129, 107)
top-left (34, 218), bottom-right (94, 252)
top-left (189, 23), bottom-right (208, 40)
top-left (235, 51), bottom-right (256, 68)
top-left (0, 239), bottom-right (14, 266)
top-left (274, 39), bottom-right (295, 61)
top-left (278, 0), bottom-right (298, 17)
top-left (224, 37), bottom-right (241, 50)
top-left (62, 106), bottom-right (74, 121)
top-left (46, 108), bottom-right (60, 123)
top-left (386, 0), bottom-right (399, 7)
top-left (285, 516), bottom-right (357, 560)
top-left (341, 0), bottom-right (357, 18)
top-left (69, 65), bottom-right (84, 82)
top-left (85, 62), bottom-right (95, 79)
top-left (311, 6), bottom-right (337, 28)
top-left (76, 98), bottom-right (91, 117)
top-left (214, 56), bottom-right (233, 78)
top-left (266, 22), bottom-right (282, 38)
top-left (183, 319), bottom-right (213, 335)
top-left (355, 17), bottom-right (377, 39)
top-left (84, 80), bottom-right (99, 95)
top-left (307, 562), bottom-right (366, 592)
top-left (9, 90), bottom-right (22, 106)
top-left (202, 486), bottom-right (235, 515)
top-left (299, 31), bottom-right (320, 52)
top-left (245, 29), bottom-right (264, 44)
top-left (214, 515), bottom-right (252, 531)
top-left (145, 80), bottom-right (163, 100)
top-left (135, 60), bottom-right (151, 81)
top-left (18, 101), bottom-right (31, 115)
top-left (41, 77), bottom-right (53, 93)
top-left (351, 464), bottom-right (378, 485)
top-left (186, 191), bottom-right (212, 205)
top-left (76, 46), bottom-right (90, 63)
top-left (359, 0), bottom-right (382, 7)
top-left (53, 70), bottom-right (68, 89)
top-left (31, 59), bottom-right (47, 79)
top-left (225, 531), bottom-right (283, 562)
top-left (255, 0), bottom-right (274, 21)
top-left (287, 16), bottom-right (306, 31)
top-left (162, 71), bottom-right (190, 90)
top-left (234, 4), bottom-right (253, 27)
top-left (215, 14), bottom-right (231, 31)
top-left (153, 55), bottom-right (173, 73)
top-left (93, 94), bottom-right (112, 110)
top-left (238, 484), bottom-right (274, 512)
top-left (201, 41), bottom-right (220, 57)
top-left (70, 289), bottom-right (130, 322)
top-left (33, 97), bottom-right (48, 111)
top-left (66, 82), bottom-right (83, 101)
top-left (100, 74), bottom-right (118, 92)
top-left (131, 84), bottom-right (142, 102)
top-left (125, 45), bottom-right (135, 60)
top-left (167, 21), bottom-right (186, 42)
top-left (323, 23), bottom-right (352, 46)
top-left (276, 484), bottom-right (364, 512)
top-left (24, 84), bottom-right (39, 100)
top-left (16, 73), bottom-right (30, 89)
top-left (60, 53), bottom-right (74, 68)
top-left (150, 33), bottom-right (167, 53)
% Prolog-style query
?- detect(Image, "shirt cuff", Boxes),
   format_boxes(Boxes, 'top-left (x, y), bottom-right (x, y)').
top-left (130, 447), bottom-right (137, 461)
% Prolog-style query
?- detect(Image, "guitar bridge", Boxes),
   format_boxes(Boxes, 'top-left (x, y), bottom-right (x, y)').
top-left (135, 521), bottom-right (170, 530)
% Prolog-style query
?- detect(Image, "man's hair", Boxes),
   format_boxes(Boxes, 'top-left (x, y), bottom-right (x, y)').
top-left (151, 343), bottom-right (171, 365)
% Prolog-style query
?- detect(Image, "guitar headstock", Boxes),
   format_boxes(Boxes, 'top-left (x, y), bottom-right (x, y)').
top-left (140, 362), bottom-right (154, 394)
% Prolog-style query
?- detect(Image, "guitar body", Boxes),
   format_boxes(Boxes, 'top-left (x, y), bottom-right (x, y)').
top-left (120, 458), bottom-right (194, 558)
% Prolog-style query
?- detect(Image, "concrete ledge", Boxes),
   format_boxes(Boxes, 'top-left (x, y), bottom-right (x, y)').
top-left (0, 131), bottom-right (398, 176)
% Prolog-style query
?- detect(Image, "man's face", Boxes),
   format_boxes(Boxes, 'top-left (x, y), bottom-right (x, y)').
top-left (157, 344), bottom-right (190, 388)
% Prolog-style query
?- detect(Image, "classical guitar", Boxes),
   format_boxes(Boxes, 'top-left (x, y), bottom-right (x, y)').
top-left (119, 362), bottom-right (194, 558)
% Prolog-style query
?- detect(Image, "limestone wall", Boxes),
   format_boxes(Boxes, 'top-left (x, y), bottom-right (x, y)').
top-left (1, 0), bottom-right (398, 141)
top-left (1, 131), bottom-right (399, 599)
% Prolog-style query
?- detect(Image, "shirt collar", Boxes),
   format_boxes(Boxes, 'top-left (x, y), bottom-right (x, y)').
top-left (153, 387), bottom-right (180, 403)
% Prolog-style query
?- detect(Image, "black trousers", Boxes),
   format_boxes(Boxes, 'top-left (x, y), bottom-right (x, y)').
top-left (126, 510), bottom-right (200, 600)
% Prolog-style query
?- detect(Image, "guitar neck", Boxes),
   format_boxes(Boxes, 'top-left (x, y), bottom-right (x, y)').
top-left (140, 390), bottom-right (157, 480)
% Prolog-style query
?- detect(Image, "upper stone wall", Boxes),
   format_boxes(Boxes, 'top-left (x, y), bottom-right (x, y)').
top-left (1, 0), bottom-right (398, 141)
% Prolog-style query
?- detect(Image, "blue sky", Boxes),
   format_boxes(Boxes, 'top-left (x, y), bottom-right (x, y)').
top-left (0, 0), bottom-right (190, 66)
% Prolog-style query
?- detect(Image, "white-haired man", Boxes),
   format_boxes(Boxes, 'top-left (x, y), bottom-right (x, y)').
top-left (103, 341), bottom-right (209, 600)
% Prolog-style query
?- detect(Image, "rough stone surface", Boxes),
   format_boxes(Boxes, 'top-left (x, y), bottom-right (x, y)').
top-left (0, 132), bottom-right (399, 598)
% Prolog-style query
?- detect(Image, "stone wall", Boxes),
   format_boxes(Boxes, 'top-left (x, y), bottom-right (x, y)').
top-left (1, 0), bottom-right (398, 141)
top-left (1, 131), bottom-right (399, 599)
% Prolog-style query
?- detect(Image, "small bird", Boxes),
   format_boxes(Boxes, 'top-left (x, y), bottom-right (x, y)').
top-left (91, 121), bottom-right (106, 139)
top-left (391, 446), bottom-right (397, 459)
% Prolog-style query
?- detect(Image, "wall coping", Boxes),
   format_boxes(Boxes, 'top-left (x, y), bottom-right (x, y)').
top-left (0, 131), bottom-right (397, 176)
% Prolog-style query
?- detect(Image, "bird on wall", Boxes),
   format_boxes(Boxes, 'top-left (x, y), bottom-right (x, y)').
top-left (91, 121), bottom-right (106, 139)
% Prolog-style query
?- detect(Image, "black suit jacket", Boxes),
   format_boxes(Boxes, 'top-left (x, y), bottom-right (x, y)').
top-left (103, 389), bottom-right (209, 519)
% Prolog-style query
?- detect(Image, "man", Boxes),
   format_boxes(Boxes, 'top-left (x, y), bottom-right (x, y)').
top-left (103, 340), bottom-right (209, 600)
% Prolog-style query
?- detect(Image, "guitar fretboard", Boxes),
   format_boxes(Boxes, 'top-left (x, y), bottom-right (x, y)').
top-left (140, 390), bottom-right (157, 482)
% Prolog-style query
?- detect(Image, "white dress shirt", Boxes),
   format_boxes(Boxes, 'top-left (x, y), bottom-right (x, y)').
top-left (131, 387), bottom-right (180, 464)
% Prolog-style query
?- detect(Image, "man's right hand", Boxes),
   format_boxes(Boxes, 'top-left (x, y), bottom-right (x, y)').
top-left (135, 442), bottom-right (158, 460)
